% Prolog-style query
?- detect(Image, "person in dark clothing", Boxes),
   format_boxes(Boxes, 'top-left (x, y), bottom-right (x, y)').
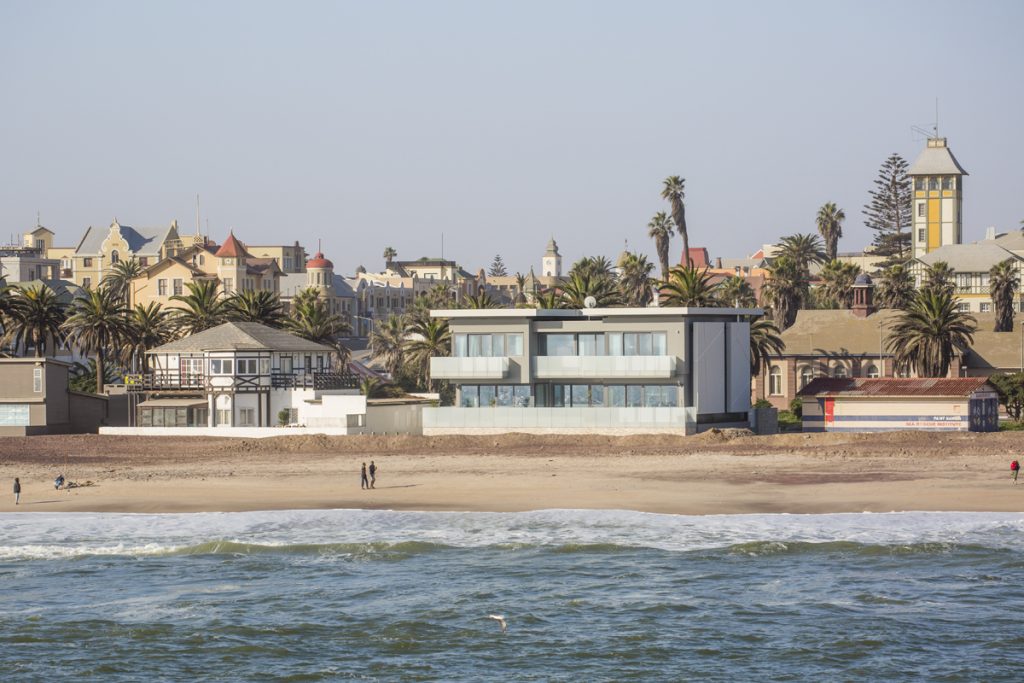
top-left (361, 463), bottom-right (369, 490)
top-left (54, 474), bottom-right (65, 490)
top-left (369, 461), bottom-right (377, 489)
top-left (13, 478), bottom-right (20, 505)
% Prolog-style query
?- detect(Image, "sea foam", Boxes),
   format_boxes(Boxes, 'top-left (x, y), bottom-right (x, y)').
top-left (0, 509), bottom-right (1022, 560)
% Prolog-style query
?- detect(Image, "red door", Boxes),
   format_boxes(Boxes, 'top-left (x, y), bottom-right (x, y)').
top-left (824, 398), bottom-right (835, 429)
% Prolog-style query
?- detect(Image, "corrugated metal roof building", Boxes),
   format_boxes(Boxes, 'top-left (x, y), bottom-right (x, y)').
top-left (797, 377), bottom-right (999, 433)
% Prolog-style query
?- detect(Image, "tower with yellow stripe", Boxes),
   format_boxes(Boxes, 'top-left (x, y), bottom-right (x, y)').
top-left (908, 137), bottom-right (968, 260)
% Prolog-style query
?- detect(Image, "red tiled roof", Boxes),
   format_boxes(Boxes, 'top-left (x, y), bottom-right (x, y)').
top-left (797, 377), bottom-right (994, 398)
top-left (681, 247), bottom-right (710, 268)
top-left (307, 252), bottom-right (334, 269)
top-left (214, 231), bottom-right (249, 258)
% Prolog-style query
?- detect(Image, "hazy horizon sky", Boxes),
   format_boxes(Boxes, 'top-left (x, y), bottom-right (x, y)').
top-left (2, 0), bottom-right (1022, 275)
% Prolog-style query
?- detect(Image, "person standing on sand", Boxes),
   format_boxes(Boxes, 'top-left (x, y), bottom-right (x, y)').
top-left (361, 463), bottom-right (369, 490)
top-left (1012, 460), bottom-right (1020, 484)
top-left (369, 461), bottom-right (377, 489)
top-left (13, 478), bottom-right (20, 505)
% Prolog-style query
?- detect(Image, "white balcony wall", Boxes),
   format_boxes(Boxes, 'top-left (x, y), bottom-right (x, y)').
top-left (423, 406), bottom-right (696, 435)
top-left (533, 355), bottom-right (676, 379)
top-left (430, 356), bottom-right (509, 380)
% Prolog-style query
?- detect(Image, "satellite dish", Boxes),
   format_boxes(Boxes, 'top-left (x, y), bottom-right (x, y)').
top-left (583, 296), bottom-right (597, 309)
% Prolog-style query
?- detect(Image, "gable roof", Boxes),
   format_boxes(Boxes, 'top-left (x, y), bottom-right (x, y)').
top-left (148, 322), bottom-right (334, 354)
top-left (797, 377), bottom-right (992, 398)
top-left (682, 247), bottom-right (710, 268)
top-left (76, 220), bottom-right (176, 257)
top-left (907, 139), bottom-right (968, 176)
top-left (992, 230), bottom-right (1024, 253)
top-left (916, 242), bottom-right (1021, 272)
top-left (777, 308), bottom-right (903, 356)
top-left (29, 226), bottom-right (54, 235)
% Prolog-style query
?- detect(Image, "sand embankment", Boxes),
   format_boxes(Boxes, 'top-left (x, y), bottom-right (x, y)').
top-left (1, 431), bottom-right (1021, 514)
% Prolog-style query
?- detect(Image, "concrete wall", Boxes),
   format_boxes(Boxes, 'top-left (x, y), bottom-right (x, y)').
top-left (100, 426), bottom-right (358, 438)
top-left (365, 404), bottom-right (423, 435)
top-left (69, 392), bottom-right (108, 433)
top-left (802, 396), bottom-right (973, 432)
top-left (423, 406), bottom-right (696, 435)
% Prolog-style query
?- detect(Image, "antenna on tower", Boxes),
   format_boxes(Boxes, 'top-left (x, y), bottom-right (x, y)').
top-left (196, 194), bottom-right (201, 236)
top-left (910, 99), bottom-right (940, 141)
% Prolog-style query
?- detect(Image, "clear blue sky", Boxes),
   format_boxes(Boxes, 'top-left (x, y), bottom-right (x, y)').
top-left (2, 0), bottom-right (1021, 275)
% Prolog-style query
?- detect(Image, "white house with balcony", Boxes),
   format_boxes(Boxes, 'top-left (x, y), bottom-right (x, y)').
top-left (115, 322), bottom-right (371, 434)
top-left (425, 307), bottom-right (758, 435)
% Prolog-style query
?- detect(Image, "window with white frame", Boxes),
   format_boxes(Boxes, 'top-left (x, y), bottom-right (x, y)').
top-left (158, 279), bottom-right (167, 296)
top-left (33, 368), bottom-right (42, 393)
top-left (173, 279), bottom-right (183, 296)
top-left (238, 408), bottom-right (255, 426)
top-left (832, 364), bottom-right (848, 378)
top-left (768, 366), bottom-right (783, 396)
top-left (864, 364), bottom-right (880, 378)
top-left (798, 366), bottom-right (814, 390)
top-left (957, 302), bottom-right (970, 312)
top-left (980, 302), bottom-right (991, 313)
top-left (216, 409), bottom-right (231, 425)
top-left (917, 228), bottom-right (926, 243)
top-left (280, 356), bottom-right (294, 373)
top-left (917, 203), bottom-right (926, 218)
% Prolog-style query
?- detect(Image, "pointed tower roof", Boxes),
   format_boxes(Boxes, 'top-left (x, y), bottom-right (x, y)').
top-left (215, 231), bottom-right (249, 258)
top-left (545, 237), bottom-right (560, 256)
top-left (908, 138), bottom-right (968, 176)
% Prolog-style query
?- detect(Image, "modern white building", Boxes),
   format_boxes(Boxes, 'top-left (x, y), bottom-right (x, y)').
top-left (424, 306), bottom-right (758, 435)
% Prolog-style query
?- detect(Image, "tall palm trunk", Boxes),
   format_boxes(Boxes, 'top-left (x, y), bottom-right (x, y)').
top-left (674, 200), bottom-right (689, 268)
top-left (95, 349), bottom-right (105, 395)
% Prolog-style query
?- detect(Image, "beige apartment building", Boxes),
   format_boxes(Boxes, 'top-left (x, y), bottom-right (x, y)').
top-left (71, 219), bottom-right (187, 290)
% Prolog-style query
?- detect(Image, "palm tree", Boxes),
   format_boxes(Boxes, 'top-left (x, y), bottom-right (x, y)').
top-left (777, 233), bottom-right (826, 276)
top-left (404, 317), bottom-right (451, 391)
top-left (559, 271), bottom-right (622, 309)
top-left (886, 289), bottom-right (976, 377)
top-left (514, 272), bottom-right (528, 304)
top-left (4, 284), bottom-right (66, 357)
top-left (126, 302), bottom-right (175, 372)
top-left (617, 252), bottom-right (655, 307)
top-left (717, 275), bottom-right (757, 308)
top-left (647, 211), bottom-right (675, 279)
top-left (462, 290), bottom-right (501, 309)
top-left (990, 258), bottom-right (1021, 332)
top-left (819, 259), bottom-right (862, 309)
top-left (534, 288), bottom-right (561, 310)
top-left (922, 261), bottom-right (955, 297)
top-left (359, 376), bottom-right (388, 398)
top-left (816, 202), bottom-right (846, 262)
top-left (227, 290), bottom-right (286, 327)
top-left (383, 247), bottom-right (397, 267)
top-left (876, 264), bottom-right (915, 309)
top-left (661, 176), bottom-right (689, 267)
top-left (101, 258), bottom-right (144, 304)
top-left (569, 255), bottom-right (615, 281)
top-left (62, 286), bottom-right (130, 393)
top-left (369, 314), bottom-right (405, 378)
top-left (660, 265), bottom-right (719, 307)
top-left (762, 256), bottom-right (807, 330)
top-left (171, 280), bottom-right (229, 335)
top-left (287, 298), bottom-right (350, 346)
top-left (749, 317), bottom-right (785, 378)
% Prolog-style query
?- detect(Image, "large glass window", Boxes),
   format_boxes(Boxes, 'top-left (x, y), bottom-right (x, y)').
top-left (479, 385), bottom-right (496, 407)
top-left (460, 385), bottom-right (479, 407)
top-left (590, 384), bottom-right (604, 407)
top-left (578, 333), bottom-right (604, 356)
top-left (769, 366), bottom-right (783, 395)
top-left (210, 359), bottom-right (234, 375)
top-left (941, 177), bottom-right (953, 190)
top-left (543, 334), bottom-right (576, 356)
top-left (513, 385), bottom-right (531, 407)
top-left (623, 333), bottom-right (638, 356)
top-left (571, 384), bottom-right (589, 407)
top-left (496, 385), bottom-right (513, 407)
top-left (458, 333), bottom-right (522, 357)
top-left (607, 333), bottom-right (623, 356)
top-left (652, 333), bottom-right (667, 356)
top-left (608, 385), bottom-right (625, 407)
top-left (454, 334), bottom-right (467, 357)
top-left (626, 386), bottom-right (644, 407)
top-left (507, 334), bottom-right (523, 356)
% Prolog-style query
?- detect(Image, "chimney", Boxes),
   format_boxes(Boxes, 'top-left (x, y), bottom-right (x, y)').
top-left (985, 226), bottom-right (996, 240)
top-left (715, 257), bottom-right (722, 268)
top-left (851, 273), bottom-right (875, 318)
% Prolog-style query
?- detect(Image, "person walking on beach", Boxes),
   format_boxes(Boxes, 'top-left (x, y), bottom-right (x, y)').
top-left (369, 461), bottom-right (377, 489)
top-left (13, 477), bottom-right (20, 505)
top-left (1012, 459), bottom-right (1020, 484)
top-left (361, 463), bottom-right (369, 490)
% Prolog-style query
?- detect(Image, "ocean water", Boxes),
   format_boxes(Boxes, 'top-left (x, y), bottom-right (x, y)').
top-left (2, 510), bottom-right (1023, 682)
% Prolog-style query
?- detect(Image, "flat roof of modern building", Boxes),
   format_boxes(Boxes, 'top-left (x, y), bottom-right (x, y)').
top-left (431, 307), bottom-right (763, 319)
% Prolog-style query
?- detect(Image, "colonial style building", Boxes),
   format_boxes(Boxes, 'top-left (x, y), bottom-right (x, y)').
top-left (909, 136), bottom-right (968, 260)
top-left (72, 219), bottom-right (187, 290)
top-left (911, 241), bottom-right (1024, 313)
top-left (424, 305), bottom-right (757, 435)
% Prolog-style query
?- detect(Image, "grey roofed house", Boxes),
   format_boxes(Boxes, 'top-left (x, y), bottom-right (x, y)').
top-left (907, 139), bottom-right (969, 176)
top-left (993, 229), bottom-right (1024, 253)
top-left (148, 321), bottom-right (334, 354)
top-left (6, 279), bottom-right (84, 305)
top-left (76, 221), bottom-right (178, 257)
top-left (915, 242), bottom-right (1022, 271)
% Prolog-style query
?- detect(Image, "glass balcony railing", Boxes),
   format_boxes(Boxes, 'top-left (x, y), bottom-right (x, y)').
top-left (423, 406), bottom-right (696, 434)
top-left (430, 356), bottom-right (510, 380)
top-left (534, 355), bottom-right (676, 379)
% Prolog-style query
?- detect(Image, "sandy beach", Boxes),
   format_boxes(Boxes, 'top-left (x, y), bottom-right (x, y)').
top-left (1, 430), bottom-right (1022, 515)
